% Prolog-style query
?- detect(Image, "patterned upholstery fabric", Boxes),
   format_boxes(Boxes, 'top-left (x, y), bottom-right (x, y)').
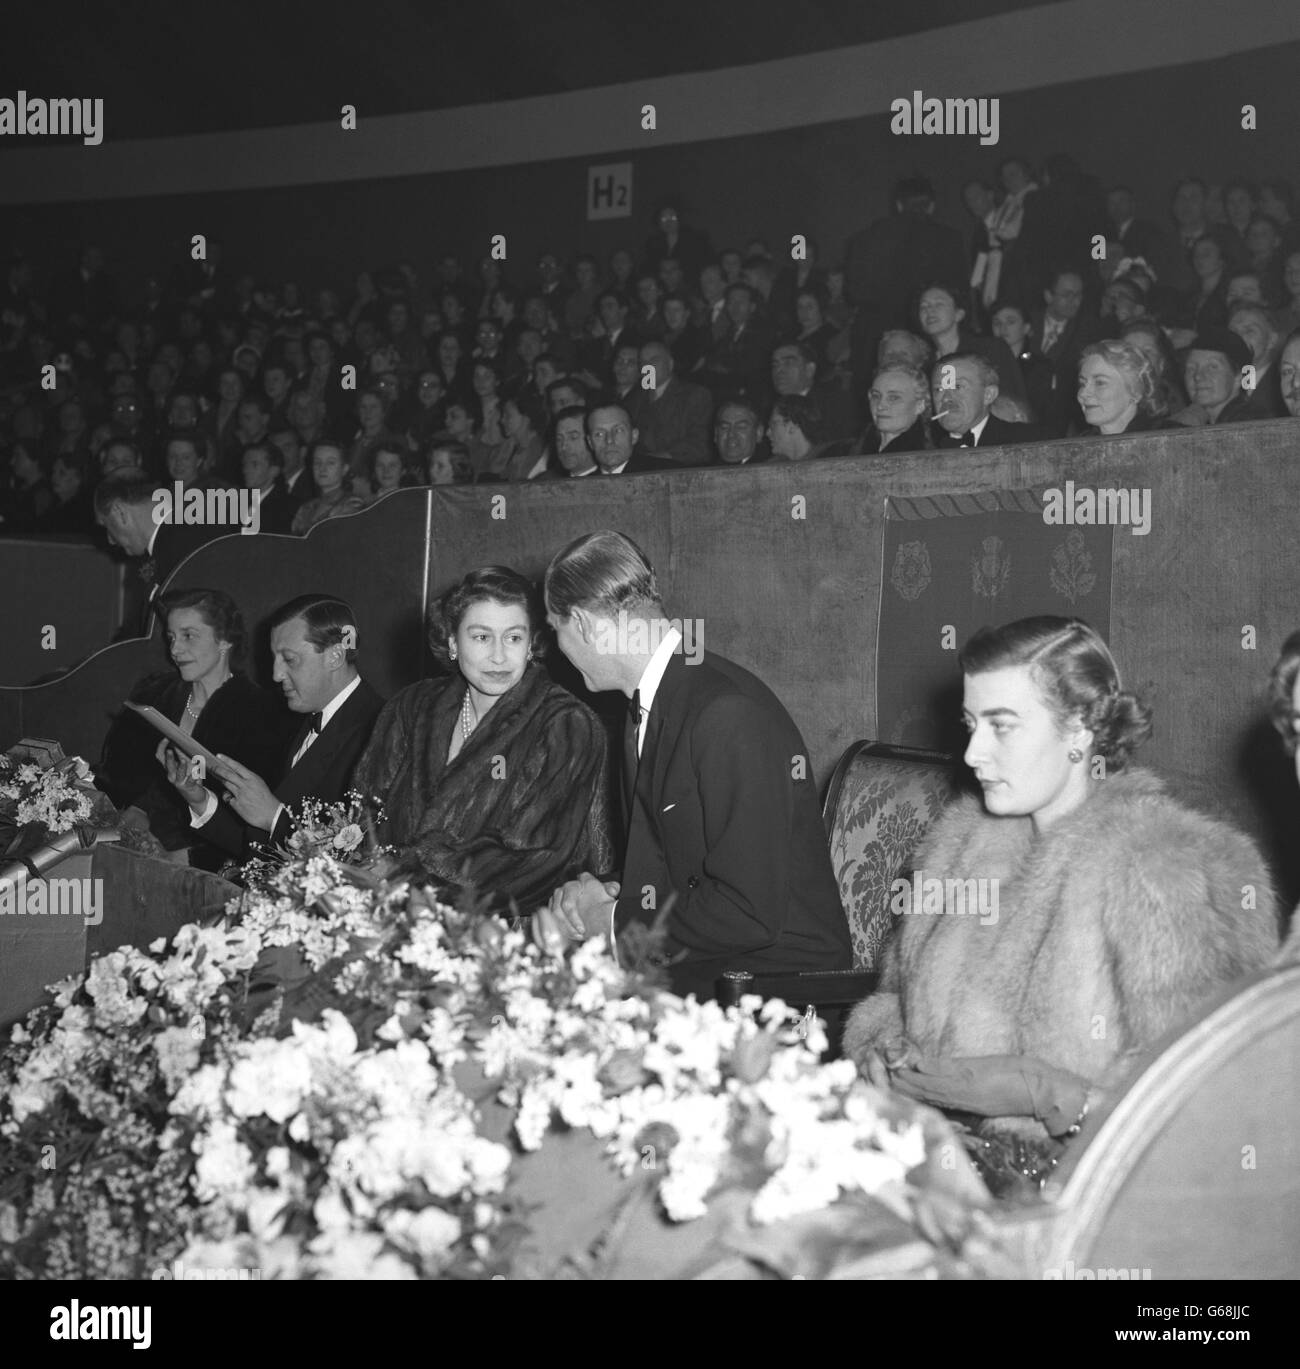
top-left (825, 745), bottom-right (957, 971)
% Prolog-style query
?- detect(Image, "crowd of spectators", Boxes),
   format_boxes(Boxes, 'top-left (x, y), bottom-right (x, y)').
top-left (3, 156), bottom-right (1299, 546)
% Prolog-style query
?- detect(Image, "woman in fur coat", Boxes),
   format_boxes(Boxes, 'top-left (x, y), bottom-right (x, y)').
top-left (845, 616), bottom-right (1279, 1149)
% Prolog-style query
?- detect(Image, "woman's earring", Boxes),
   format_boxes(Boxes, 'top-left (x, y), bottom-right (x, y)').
top-left (1068, 746), bottom-right (1084, 763)
top-left (449, 646), bottom-right (457, 660)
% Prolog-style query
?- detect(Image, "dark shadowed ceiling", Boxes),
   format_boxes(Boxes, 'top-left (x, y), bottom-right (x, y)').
top-left (3, 0), bottom-right (1060, 140)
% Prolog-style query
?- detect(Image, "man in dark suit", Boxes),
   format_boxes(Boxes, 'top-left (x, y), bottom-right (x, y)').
top-left (534, 531), bottom-right (851, 1000)
top-left (845, 176), bottom-right (967, 410)
top-left (1027, 269), bottom-right (1104, 435)
top-left (929, 354), bottom-right (1039, 449)
top-left (579, 290), bottom-right (642, 386)
top-left (163, 594), bottom-right (384, 860)
top-left (587, 404), bottom-right (673, 475)
top-left (241, 442), bottom-right (302, 535)
top-left (633, 341), bottom-right (714, 467)
top-left (770, 339), bottom-right (857, 441)
top-left (1106, 185), bottom-right (1176, 286)
top-left (94, 473), bottom-right (228, 637)
top-left (698, 283), bottom-right (775, 403)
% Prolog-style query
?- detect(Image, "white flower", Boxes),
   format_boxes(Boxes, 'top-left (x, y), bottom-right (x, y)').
top-left (193, 1121), bottom-right (255, 1202)
top-left (384, 1207), bottom-right (463, 1273)
top-left (332, 823), bottom-right (364, 854)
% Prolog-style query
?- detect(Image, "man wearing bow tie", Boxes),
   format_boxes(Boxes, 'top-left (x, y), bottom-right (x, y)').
top-left (929, 354), bottom-right (1036, 449)
top-left (161, 594), bottom-right (383, 859)
top-left (534, 531), bottom-right (850, 1000)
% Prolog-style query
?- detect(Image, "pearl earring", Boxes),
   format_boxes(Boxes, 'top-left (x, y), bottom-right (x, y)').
top-left (1068, 746), bottom-right (1084, 763)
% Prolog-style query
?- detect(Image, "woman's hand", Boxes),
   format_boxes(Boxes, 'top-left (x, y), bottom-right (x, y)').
top-left (156, 739), bottom-right (209, 809)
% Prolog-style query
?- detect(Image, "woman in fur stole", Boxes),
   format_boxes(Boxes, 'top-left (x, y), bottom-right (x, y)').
top-left (353, 566), bottom-right (613, 916)
top-left (844, 617), bottom-right (1279, 1179)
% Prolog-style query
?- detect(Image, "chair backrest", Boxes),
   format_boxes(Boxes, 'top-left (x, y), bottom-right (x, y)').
top-left (1001, 961), bottom-right (1300, 1280)
top-left (822, 740), bottom-right (959, 970)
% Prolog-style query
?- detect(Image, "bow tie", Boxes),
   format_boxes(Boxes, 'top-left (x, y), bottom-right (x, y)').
top-left (307, 711), bottom-right (324, 737)
top-left (628, 691), bottom-right (644, 724)
top-left (958, 431), bottom-right (975, 447)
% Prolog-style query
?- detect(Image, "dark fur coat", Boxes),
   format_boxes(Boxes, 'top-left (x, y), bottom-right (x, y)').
top-left (352, 664), bottom-right (613, 914)
top-left (844, 769), bottom-right (1279, 1092)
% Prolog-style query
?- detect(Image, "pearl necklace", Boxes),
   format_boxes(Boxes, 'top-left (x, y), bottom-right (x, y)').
top-left (184, 691), bottom-right (201, 721)
top-left (460, 689), bottom-right (479, 741)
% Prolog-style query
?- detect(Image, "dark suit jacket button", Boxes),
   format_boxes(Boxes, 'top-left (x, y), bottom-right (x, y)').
top-left (687, 876), bottom-right (700, 889)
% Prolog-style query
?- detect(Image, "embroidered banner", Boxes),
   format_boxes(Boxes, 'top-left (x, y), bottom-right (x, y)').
top-left (876, 491), bottom-right (1114, 751)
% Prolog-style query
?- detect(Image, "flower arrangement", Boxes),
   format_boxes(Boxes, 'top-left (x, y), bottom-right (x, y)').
top-left (0, 753), bottom-right (109, 860)
top-left (0, 796), bottom-right (1013, 1281)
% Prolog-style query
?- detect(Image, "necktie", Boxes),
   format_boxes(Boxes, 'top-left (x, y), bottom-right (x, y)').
top-left (622, 691), bottom-right (642, 822)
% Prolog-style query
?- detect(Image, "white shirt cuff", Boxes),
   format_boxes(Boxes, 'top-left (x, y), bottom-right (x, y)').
top-left (189, 790), bottom-right (218, 828)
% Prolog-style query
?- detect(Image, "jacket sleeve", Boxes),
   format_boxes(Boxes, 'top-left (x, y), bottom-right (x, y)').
top-left (653, 387), bottom-right (713, 467)
top-left (655, 693), bottom-right (800, 957)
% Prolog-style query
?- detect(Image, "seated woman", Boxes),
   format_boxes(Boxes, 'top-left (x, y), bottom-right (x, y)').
top-left (353, 566), bottom-right (613, 912)
top-left (857, 364), bottom-right (932, 454)
top-left (1074, 340), bottom-right (1168, 435)
top-left (97, 588), bottom-right (291, 870)
top-left (769, 394), bottom-right (851, 462)
top-left (365, 442), bottom-right (411, 502)
top-left (291, 441), bottom-right (366, 534)
top-left (844, 617), bottom-right (1278, 1170)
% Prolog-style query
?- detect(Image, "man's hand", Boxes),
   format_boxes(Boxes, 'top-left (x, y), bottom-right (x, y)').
top-left (210, 754), bottom-right (280, 831)
top-left (532, 873), bottom-right (619, 953)
top-left (156, 740), bottom-right (209, 810)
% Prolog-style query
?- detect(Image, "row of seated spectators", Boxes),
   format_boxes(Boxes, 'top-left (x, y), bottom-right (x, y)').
top-left (4, 162), bottom-right (1300, 542)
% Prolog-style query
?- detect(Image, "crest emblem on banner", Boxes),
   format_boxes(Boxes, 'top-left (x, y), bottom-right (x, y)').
top-left (1049, 529), bottom-right (1097, 603)
top-left (890, 540), bottom-right (932, 601)
top-left (971, 535), bottom-right (1011, 598)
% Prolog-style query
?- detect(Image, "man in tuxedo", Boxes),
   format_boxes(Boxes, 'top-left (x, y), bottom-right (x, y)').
top-left (533, 531), bottom-right (851, 1000)
top-left (930, 354), bottom-right (1037, 448)
top-left (94, 474), bottom-right (227, 637)
top-left (551, 406), bottom-right (599, 477)
top-left (164, 594), bottom-right (384, 860)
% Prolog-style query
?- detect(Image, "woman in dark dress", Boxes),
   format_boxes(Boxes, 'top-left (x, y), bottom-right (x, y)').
top-left (1074, 340), bottom-right (1169, 436)
top-left (97, 588), bottom-right (291, 870)
top-left (856, 364), bottom-right (933, 454)
top-left (353, 566), bottom-right (613, 913)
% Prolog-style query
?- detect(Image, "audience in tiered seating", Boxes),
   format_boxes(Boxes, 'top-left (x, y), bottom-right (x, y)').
top-left (3, 163), bottom-right (1296, 547)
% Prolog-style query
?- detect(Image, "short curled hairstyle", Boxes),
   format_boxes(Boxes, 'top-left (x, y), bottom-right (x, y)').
top-left (1078, 339), bottom-right (1158, 415)
top-left (545, 530), bottom-right (664, 620)
top-left (1268, 630), bottom-right (1300, 755)
top-left (960, 616), bottom-right (1153, 771)
top-left (771, 392), bottom-right (827, 444)
top-left (427, 565), bottom-right (546, 671)
top-left (869, 364), bottom-right (931, 412)
top-left (156, 587), bottom-right (247, 665)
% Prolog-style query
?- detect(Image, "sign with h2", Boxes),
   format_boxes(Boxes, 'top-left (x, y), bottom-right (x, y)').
top-left (587, 162), bottom-right (633, 220)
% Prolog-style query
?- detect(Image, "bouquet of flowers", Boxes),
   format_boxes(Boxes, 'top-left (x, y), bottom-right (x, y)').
top-left (0, 751), bottom-right (118, 863)
top-left (0, 797), bottom-right (1015, 1281)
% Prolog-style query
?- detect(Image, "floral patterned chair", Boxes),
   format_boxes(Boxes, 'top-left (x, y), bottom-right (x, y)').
top-left (716, 742), bottom-right (959, 1053)
top-left (822, 741), bottom-right (960, 972)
